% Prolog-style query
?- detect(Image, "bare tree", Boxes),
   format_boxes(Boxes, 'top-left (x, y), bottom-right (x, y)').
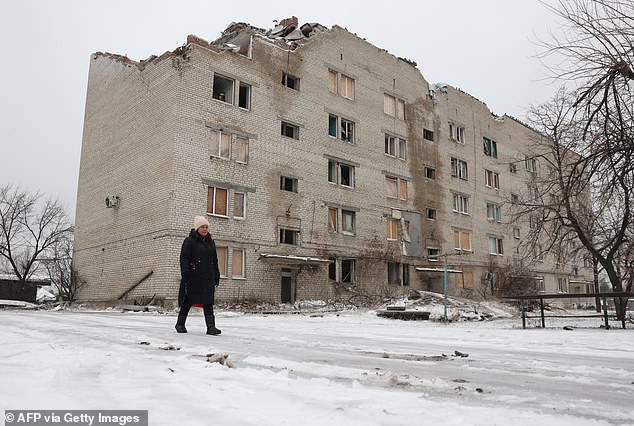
top-left (517, 0), bottom-right (634, 318)
top-left (0, 184), bottom-right (73, 284)
top-left (41, 230), bottom-right (85, 302)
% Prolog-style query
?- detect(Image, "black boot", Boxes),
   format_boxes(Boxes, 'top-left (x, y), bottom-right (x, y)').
top-left (175, 309), bottom-right (188, 333)
top-left (205, 314), bottom-right (221, 335)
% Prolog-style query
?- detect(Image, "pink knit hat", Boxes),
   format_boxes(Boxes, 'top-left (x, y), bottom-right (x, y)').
top-left (194, 215), bottom-right (209, 230)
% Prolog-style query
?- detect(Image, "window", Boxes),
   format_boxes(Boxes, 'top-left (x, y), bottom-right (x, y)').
top-left (234, 136), bottom-right (248, 164)
top-left (232, 249), bottom-right (245, 278)
top-left (452, 193), bottom-right (469, 214)
top-left (207, 186), bottom-right (228, 216)
top-left (328, 258), bottom-right (337, 281)
top-left (328, 115), bottom-right (337, 137)
top-left (388, 262), bottom-right (400, 284)
top-left (385, 135), bottom-right (407, 160)
top-left (449, 123), bottom-right (465, 143)
top-left (280, 176), bottom-right (298, 193)
top-left (483, 137), bottom-right (498, 158)
top-left (385, 176), bottom-right (398, 198)
top-left (456, 271), bottom-right (474, 289)
top-left (233, 192), bottom-right (245, 219)
top-left (450, 158), bottom-right (468, 180)
top-left (282, 72), bottom-right (299, 90)
top-left (557, 277), bottom-right (568, 293)
top-left (511, 193), bottom-right (519, 203)
top-left (340, 74), bottom-right (354, 99)
top-left (281, 121), bottom-right (299, 139)
top-left (328, 207), bottom-right (338, 233)
top-left (210, 130), bottom-right (231, 159)
top-left (399, 179), bottom-right (408, 200)
top-left (423, 129), bottom-right (434, 141)
top-left (546, 165), bottom-right (555, 177)
top-left (485, 170), bottom-right (500, 189)
top-left (341, 118), bottom-right (355, 143)
top-left (341, 259), bottom-right (355, 283)
top-left (525, 156), bottom-right (537, 174)
top-left (386, 218), bottom-right (398, 240)
top-left (489, 237), bottom-right (504, 255)
top-left (328, 160), bottom-right (355, 188)
top-left (402, 220), bottom-right (410, 242)
top-left (212, 74), bottom-right (234, 104)
top-left (509, 163), bottom-right (517, 174)
top-left (383, 94), bottom-right (405, 119)
top-left (342, 210), bottom-right (355, 234)
top-left (427, 247), bottom-right (440, 260)
top-left (453, 229), bottom-right (472, 251)
top-left (279, 228), bottom-right (300, 245)
top-left (487, 203), bottom-right (502, 222)
top-left (216, 246), bottom-right (228, 277)
top-left (528, 185), bottom-right (539, 202)
top-left (426, 208), bottom-right (437, 220)
top-left (403, 264), bottom-right (410, 286)
top-left (513, 227), bottom-right (520, 239)
top-left (238, 82), bottom-right (251, 109)
top-left (535, 276), bottom-right (545, 292)
top-left (424, 166), bottom-right (436, 180)
top-left (329, 70), bottom-right (354, 99)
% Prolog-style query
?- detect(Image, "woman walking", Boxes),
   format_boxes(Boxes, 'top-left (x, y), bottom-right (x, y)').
top-left (175, 215), bottom-right (221, 335)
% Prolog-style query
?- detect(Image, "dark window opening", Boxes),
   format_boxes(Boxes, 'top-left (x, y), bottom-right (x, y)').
top-left (328, 115), bottom-right (337, 137)
top-left (280, 176), bottom-right (298, 193)
top-left (328, 258), bottom-right (336, 281)
top-left (424, 166), bottom-right (436, 180)
top-left (279, 228), bottom-right (299, 245)
top-left (342, 259), bottom-right (355, 283)
top-left (212, 74), bottom-right (234, 104)
top-left (423, 128), bottom-right (434, 141)
top-left (281, 121), bottom-right (299, 139)
top-left (388, 262), bottom-right (400, 284)
top-left (426, 208), bottom-right (437, 220)
top-left (402, 264), bottom-right (410, 286)
top-left (340, 164), bottom-right (353, 187)
top-left (282, 72), bottom-right (300, 90)
top-left (238, 83), bottom-right (251, 109)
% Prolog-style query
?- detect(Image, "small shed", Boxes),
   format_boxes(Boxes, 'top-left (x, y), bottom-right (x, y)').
top-left (0, 276), bottom-right (50, 304)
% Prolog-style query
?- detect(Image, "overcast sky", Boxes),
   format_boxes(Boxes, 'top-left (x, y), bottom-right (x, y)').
top-left (0, 0), bottom-right (562, 219)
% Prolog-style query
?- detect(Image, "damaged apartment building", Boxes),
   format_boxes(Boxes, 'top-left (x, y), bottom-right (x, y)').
top-left (74, 17), bottom-right (594, 306)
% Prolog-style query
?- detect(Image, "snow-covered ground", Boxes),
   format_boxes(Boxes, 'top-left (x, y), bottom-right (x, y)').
top-left (1, 307), bottom-right (633, 426)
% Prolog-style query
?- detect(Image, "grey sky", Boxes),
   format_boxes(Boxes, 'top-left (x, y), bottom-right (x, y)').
top-left (0, 0), bottom-right (560, 219)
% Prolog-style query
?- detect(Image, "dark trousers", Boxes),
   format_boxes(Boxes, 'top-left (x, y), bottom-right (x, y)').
top-left (177, 295), bottom-right (214, 323)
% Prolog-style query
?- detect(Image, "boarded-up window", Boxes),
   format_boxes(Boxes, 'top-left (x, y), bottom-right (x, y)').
top-left (217, 246), bottom-right (228, 277)
top-left (233, 192), bottom-right (245, 219)
top-left (232, 248), bottom-right (245, 278)
top-left (207, 186), bottom-right (228, 216)
top-left (384, 94), bottom-right (395, 116)
top-left (456, 271), bottom-right (474, 289)
top-left (234, 136), bottom-right (248, 163)
top-left (454, 230), bottom-right (471, 251)
top-left (399, 179), bottom-right (408, 200)
top-left (385, 176), bottom-right (398, 198)
top-left (210, 130), bottom-right (231, 159)
top-left (387, 218), bottom-right (398, 240)
top-left (340, 74), bottom-right (354, 99)
top-left (328, 70), bottom-right (337, 93)
top-left (328, 207), bottom-right (337, 233)
top-left (397, 99), bottom-right (405, 120)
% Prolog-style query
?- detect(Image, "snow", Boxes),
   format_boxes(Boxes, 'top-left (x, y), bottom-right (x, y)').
top-left (1, 307), bottom-right (633, 425)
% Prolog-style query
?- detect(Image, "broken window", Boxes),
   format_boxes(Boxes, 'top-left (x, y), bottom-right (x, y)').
top-left (386, 218), bottom-right (398, 240)
top-left (216, 246), bottom-right (228, 277)
top-left (341, 119), bottom-right (354, 143)
top-left (210, 130), bottom-right (231, 159)
top-left (452, 194), bottom-right (469, 214)
top-left (328, 207), bottom-right (338, 233)
top-left (234, 136), bottom-right (248, 164)
top-left (279, 228), bottom-right (300, 245)
top-left (426, 207), bottom-right (437, 220)
top-left (450, 158), bottom-right (468, 180)
top-left (328, 115), bottom-right (338, 137)
top-left (233, 191), bottom-right (245, 219)
top-left (423, 129), bottom-right (434, 141)
top-left (341, 259), bottom-right (355, 283)
top-left (453, 229), bottom-right (472, 251)
top-left (402, 264), bottom-right (410, 286)
top-left (328, 258), bottom-right (337, 281)
top-left (525, 156), bottom-right (537, 174)
top-left (213, 74), bottom-right (234, 104)
top-left (388, 262), bottom-right (400, 284)
top-left (280, 176), bottom-right (298, 193)
top-left (281, 121), bottom-right (299, 139)
top-left (427, 247), bottom-right (440, 260)
top-left (483, 137), bottom-right (498, 158)
top-left (398, 138), bottom-right (407, 160)
top-left (341, 210), bottom-right (355, 234)
top-left (456, 271), bottom-right (474, 289)
top-left (328, 160), bottom-right (355, 188)
top-left (232, 248), bottom-right (245, 278)
top-left (238, 83), bottom-right (251, 109)
top-left (449, 123), bottom-right (465, 143)
top-left (509, 162), bottom-right (517, 174)
top-left (207, 186), bottom-right (228, 216)
top-left (282, 72), bottom-right (300, 90)
top-left (385, 134), bottom-right (396, 156)
top-left (424, 166), bottom-right (436, 180)
top-left (486, 203), bottom-right (502, 222)
top-left (489, 237), bottom-right (504, 255)
top-left (485, 170), bottom-right (500, 189)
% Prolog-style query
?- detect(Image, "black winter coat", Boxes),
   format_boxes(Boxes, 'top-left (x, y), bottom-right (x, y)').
top-left (178, 229), bottom-right (220, 307)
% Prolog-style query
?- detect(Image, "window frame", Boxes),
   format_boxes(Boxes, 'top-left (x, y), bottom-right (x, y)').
top-left (328, 160), bottom-right (355, 188)
top-left (281, 121), bottom-right (300, 140)
top-left (486, 202), bottom-right (502, 222)
top-left (488, 236), bottom-right (504, 256)
top-left (450, 157), bottom-right (468, 180)
top-left (232, 248), bottom-right (246, 278)
top-left (485, 169), bottom-right (500, 189)
top-left (453, 229), bottom-right (472, 252)
top-left (386, 218), bottom-right (398, 240)
top-left (452, 193), bottom-right (469, 215)
top-left (483, 137), bottom-right (498, 158)
top-left (210, 130), bottom-right (232, 160)
top-left (282, 72), bottom-right (300, 90)
top-left (238, 82), bottom-right (251, 110)
top-left (233, 191), bottom-right (246, 219)
top-left (340, 118), bottom-right (355, 144)
top-left (279, 228), bottom-right (300, 245)
top-left (449, 123), bottom-right (465, 143)
top-left (280, 176), bottom-right (298, 193)
top-left (212, 74), bottom-right (235, 104)
top-left (216, 246), bottom-right (228, 277)
top-left (207, 186), bottom-right (229, 217)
